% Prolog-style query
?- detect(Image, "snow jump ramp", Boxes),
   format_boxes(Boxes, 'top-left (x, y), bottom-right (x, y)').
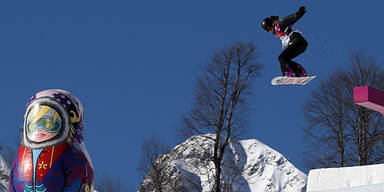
top-left (306, 163), bottom-right (384, 192)
top-left (306, 86), bottom-right (384, 191)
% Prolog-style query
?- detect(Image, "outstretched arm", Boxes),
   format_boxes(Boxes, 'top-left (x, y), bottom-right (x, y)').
top-left (281, 6), bottom-right (306, 26)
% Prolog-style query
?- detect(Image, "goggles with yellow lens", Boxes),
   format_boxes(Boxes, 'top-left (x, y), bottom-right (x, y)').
top-left (26, 105), bottom-right (62, 134)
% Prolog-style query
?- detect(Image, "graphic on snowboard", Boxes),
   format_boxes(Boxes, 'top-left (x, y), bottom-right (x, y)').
top-left (271, 76), bottom-right (316, 85)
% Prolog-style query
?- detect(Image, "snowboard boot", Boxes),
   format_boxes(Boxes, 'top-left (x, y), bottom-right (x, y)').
top-left (284, 65), bottom-right (295, 77)
top-left (284, 71), bottom-right (295, 77)
top-left (296, 64), bottom-right (308, 77)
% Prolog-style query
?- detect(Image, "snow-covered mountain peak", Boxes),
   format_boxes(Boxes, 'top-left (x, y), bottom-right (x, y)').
top-left (139, 134), bottom-right (307, 192)
top-left (0, 142), bottom-right (14, 192)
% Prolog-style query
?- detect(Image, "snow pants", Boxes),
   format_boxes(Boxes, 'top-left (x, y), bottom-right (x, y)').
top-left (278, 40), bottom-right (308, 76)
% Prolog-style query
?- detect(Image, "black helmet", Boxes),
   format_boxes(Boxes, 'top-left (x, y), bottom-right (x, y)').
top-left (261, 16), bottom-right (278, 32)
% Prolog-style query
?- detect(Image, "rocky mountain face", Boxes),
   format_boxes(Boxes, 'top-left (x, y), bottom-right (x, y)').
top-left (139, 135), bottom-right (307, 192)
top-left (0, 143), bottom-right (15, 192)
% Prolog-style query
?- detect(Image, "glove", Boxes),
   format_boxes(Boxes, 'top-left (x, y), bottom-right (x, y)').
top-left (298, 6), bottom-right (306, 14)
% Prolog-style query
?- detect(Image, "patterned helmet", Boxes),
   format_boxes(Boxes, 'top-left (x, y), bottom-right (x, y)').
top-left (22, 89), bottom-right (84, 149)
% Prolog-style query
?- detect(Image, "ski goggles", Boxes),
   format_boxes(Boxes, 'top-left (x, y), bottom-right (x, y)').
top-left (26, 104), bottom-right (62, 134)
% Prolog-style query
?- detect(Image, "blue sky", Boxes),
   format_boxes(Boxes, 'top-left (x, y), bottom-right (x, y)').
top-left (0, 0), bottom-right (383, 189)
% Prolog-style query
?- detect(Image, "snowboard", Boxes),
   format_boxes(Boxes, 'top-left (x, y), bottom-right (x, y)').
top-left (271, 76), bottom-right (316, 85)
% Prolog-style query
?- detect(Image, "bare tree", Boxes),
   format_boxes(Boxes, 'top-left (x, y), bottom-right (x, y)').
top-left (179, 42), bottom-right (262, 192)
top-left (96, 175), bottom-right (129, 192)
top-left (303, 52), bottom-right (384, 169)
top-left (221, 156), bottom-right (247, 192)
top-left (303, 71), bottom-right (351, 168)
top-left (137, 135), bottom-right (172, 192)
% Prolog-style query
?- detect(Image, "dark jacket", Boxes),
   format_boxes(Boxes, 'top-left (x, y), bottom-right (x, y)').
top-left (273, 9), bottom-right (308, 47)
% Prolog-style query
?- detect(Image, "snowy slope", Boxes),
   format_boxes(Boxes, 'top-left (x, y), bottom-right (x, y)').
top-left (309, 184), bottom-right (384, 192)
top-left (307, 163), bottom-right (384, 192)
top-left (139, 134), bottom-right (307, 192)
top-left (0, 143), bottom-right (14, 192)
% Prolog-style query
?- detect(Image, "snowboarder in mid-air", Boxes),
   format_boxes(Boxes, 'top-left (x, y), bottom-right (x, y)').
top-left (262, 6), bottom-right (308, 77)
